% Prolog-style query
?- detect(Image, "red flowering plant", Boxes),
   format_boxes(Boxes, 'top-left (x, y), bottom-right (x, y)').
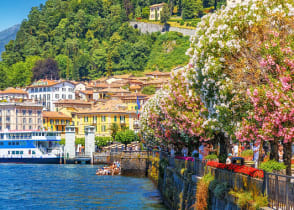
top-left (206, 161), bottom-right (264, 179)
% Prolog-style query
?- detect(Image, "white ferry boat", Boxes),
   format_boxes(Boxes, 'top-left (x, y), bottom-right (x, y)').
top-left (0, 130), bottom-right (62, 164)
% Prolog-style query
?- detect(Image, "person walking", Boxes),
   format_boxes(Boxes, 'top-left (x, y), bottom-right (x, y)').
top-left (253, 142), bottom-right (260, 168)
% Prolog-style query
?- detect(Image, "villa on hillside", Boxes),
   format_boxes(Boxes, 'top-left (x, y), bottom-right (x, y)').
top-left (149, 3), bottom-right (166, 21)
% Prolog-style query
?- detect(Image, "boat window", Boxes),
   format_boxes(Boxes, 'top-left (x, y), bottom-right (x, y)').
top-left (42, 133), bottom-right (45, 136)
top-left (0, 142), bottom-right (3, 146)
top-left (12, 142), bottom-right (15, 145)
top-left (12, 151), bottom-right (15, 155)
top-left (20, 151), bottom-right (23, 155)
top-left (8, 151), bottom-right (10, 154)
top-left (16, 142), bottom-right (19, 145)
top-left (16, 151), bottom-right (19, 154)
top-left (32, 151), bottom-right (36, 155)
top-left (8, 142), bottom-right (11, 145)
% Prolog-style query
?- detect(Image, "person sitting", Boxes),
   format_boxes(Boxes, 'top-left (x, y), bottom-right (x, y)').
top-left (226, 153), bottom-right (233, 164)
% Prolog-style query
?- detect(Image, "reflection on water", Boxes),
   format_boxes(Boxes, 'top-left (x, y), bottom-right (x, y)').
top-left (0, 164), bottom-right (166, 210)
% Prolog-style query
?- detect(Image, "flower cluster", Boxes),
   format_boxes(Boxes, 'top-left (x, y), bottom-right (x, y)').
top-left (236, 28), bottom-right (294, 143)
top-left (188, 0), bottom-right (294, 138)
top-left (139, 89), bottom-right (169, 146)
top-left (207, 161), bottom-right (264, 178)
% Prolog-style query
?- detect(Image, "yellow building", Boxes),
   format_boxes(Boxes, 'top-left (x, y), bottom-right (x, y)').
top-left (71, 100), bottom-right (139, 137)
top-left (149, 3), bottom-right (166, 21)
top-left (43, 111), bottom-right (72, 134)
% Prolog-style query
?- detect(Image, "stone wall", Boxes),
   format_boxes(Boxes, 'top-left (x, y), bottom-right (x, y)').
top-left (121, 157), bottom-right (148, 176)
top-left (157, 164), bottom-right (240, 210)
top-left (129, 21), bottom-right (196, 36)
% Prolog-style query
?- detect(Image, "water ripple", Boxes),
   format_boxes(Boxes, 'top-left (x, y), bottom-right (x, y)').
top-left (0, 164), bottom-right (165, 210)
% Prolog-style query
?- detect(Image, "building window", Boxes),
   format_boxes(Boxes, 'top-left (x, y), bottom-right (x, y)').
top-left (55, 94), bottom-right (59, 99)
top-left (68, 95), bottom-right (72, 99)
top-left (23, 118), bottom-right (26, 124)
top-left (29, 126), bottom-right (32, 130)
top-left (62, 88), bottom-right (66, 92)
top-left (114, 116), bottom-right (117, 122)
top-left (38, 118), bottom-right (41, 124)
top-left (101, 116), bottom-right (106, 122)
top-left (29, 110), bottom-right (32, 115)
top-left (6, 117), bottom-right (10, 122)
top-left (62, 94), bottom-right (66, 99)
top-left (61, 120), bottom-right (64, 124)
top-left (6, 110), bottom-right (10, 115)
top-left (84, 116), bottom-right (88, 122)
top-left (47, 94), bottom-right (50, 100)
top-left (120, 116), bottom-right (125, 122)
top-left (23, 125), bottom-right (25, 130)
top-left (101, 125), bottom-right (106, 132)
top-left (37, 111), bottom-right (41, 116)
top-left (93, 116), bottom-right (97, 123)
top-left (50, 120), bottom-right (54, 124)
top-left (22, 110), bottom-right (26, 115)
top-left (56, 120), bottom-right (59, 125)
top-left (29, 118), bottom-right (32, 124)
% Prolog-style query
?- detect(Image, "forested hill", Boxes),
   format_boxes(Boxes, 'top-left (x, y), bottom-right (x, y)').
top-left (0, 24), bottom-right (20, 60)
top-left (0, 0), bottom-right (201, 89)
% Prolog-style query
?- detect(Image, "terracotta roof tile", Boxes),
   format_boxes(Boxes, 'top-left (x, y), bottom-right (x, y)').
top-left (129, 85), bottom-right (142, 90)
top-left (43, 111), bottom-right (71, 119)
top-left (0, 87), bottom-right (28, 95)
top-left (54, 99), bottom-right (92, 105)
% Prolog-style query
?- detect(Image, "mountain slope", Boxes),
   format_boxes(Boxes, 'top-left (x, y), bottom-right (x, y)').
top-left (0, 24), bottom-right (20, 59)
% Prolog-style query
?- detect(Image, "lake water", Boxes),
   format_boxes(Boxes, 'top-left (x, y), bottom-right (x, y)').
top-left (0, 164), bottom-right (166, 210)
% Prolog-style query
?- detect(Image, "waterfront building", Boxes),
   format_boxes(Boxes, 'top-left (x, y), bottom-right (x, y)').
top-left (93, 88), bottom-right (131, 100)
top-left (78, 90), bottom-right (94, 101)
top-left (149, 3), bottom-right (166, 21)
top-left (0, 88), bottom-right (28, 101)
top-left (26, 79), bottom-right (76, 111)
top-left (55, 99), bottom-right (93, 111)
top-left (145, 71), bottom-right (170, 79)
top-left (143, 78), bottom-right (169, 90)
top-left (42, 111), bottom-right (72, 133)
top-left (0, 102), bottom-right (43, 131)
top-left (71, 100), bottom-right (138, 137)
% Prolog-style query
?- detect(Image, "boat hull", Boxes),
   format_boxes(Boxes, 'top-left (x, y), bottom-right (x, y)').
top-left (0, 157), bottom-right (62, 164)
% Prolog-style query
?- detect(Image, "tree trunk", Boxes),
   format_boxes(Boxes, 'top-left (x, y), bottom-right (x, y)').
top-left (217, 133), bottom-right (229, 163)
top-left (258, 140), bottom-right (264, 167)
top-left (270, 141), bottom-right (279, 161)
top-left (283, 142), bottom-right (292, 176)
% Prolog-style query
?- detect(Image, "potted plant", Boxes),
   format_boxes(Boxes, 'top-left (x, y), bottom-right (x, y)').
top-left (204, 154), bottom-right (218, 162)
top-left (241, 150), bottom-right (253, 161)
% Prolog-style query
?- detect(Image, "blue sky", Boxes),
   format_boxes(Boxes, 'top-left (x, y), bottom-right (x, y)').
top-left (0, 0), bottom-right (47, 31)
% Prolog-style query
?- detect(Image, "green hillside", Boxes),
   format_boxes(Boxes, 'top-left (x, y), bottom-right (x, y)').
top-left (0, 0), bottom-right (225, 88)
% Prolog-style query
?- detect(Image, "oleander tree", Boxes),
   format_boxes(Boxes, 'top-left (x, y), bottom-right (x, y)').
top-left (236, 29), bottom-right (294, 175)
top-left (141, 0), bottom-right (294, 168)
top-left (139, 89), bottom-right (169, 147)
top-left (186, 0), bottom-right (294, 162)
top-left (159, 68), bottom-right (213, 148)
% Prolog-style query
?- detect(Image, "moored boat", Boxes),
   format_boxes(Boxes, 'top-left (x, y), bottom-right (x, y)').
top-left (0, 130), bottom-right (62, 164)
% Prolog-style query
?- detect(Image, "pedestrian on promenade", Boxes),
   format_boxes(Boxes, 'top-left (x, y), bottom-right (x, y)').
top-left (232, 143), bottom-right (239, 157)
top-left (278, 144), bottom-right (284, 163)
top-left (253, 142), bottom-right (260, 168)
top-left (226, 153), bottom-right (232, 164)
top-left (198, 142), bottom-right (206, 160)
top-left (181, 146), bottom-right (188, 157)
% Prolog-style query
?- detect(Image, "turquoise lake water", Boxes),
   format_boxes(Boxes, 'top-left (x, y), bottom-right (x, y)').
top-left (0, 164), bottom-right (166, 210)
